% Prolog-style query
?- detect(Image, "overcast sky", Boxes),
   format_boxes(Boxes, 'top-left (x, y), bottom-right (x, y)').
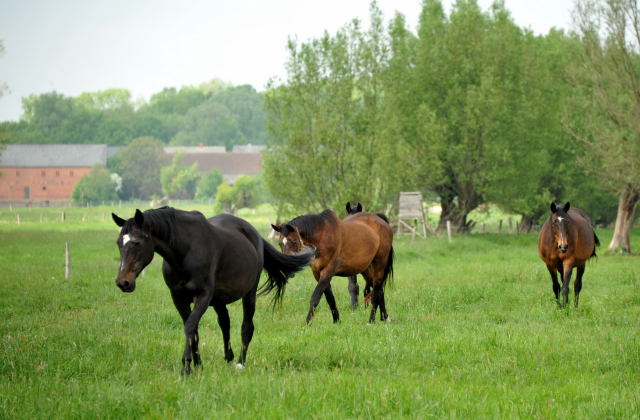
top-left (0, 0), bottom-right (575, 122)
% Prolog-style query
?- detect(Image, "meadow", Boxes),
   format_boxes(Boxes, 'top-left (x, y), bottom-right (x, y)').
top-left (0, 204), bottom-right (638, 419)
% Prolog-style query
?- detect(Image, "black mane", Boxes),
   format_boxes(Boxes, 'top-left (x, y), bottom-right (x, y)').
top-left (288, 209), bottom-right (337, 237)
top-left (122, 206), bottom-right (178, 243)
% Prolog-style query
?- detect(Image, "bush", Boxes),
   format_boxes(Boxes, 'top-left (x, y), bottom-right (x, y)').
top-left (72, 165), bottom-right (118, 205)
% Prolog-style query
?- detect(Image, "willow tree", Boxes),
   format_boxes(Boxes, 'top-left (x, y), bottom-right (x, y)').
top-left (413, 0), bottom-right (546, 232)
top-left (263, 3), bottom-right (411, 214)
top-left (568, 0), bottom-right (640, 252)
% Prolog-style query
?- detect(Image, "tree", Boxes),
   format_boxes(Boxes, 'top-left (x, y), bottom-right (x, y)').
top-left (169, 100), bottom-right (243, 150)
top-left (568, 0), bottom-right (640, 252)
top-left (264, 2), bottom-right (410, 213)
top-left (214, 175), bottom-right (264, 214)
top-left (195, 169), bottom-right (224, 201)
top-left (71, 165), bottom-right (118, 204)
top-left (160, 153), bottom-right (200, 199)
top-left (111, 137), bottom-right (165, 199)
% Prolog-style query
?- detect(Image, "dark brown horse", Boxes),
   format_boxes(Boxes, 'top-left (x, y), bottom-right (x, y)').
top-left (538, 202), bottom-right (600, 307)
top-left (112, 207), bottom-right (313, 375)
top-left (272, 208), bottom-right (394, 323)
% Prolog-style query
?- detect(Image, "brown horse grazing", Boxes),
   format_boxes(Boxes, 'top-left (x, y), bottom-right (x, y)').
top-left (538, 202), bottom-right (600, 307)
top-left (272, 209), bottom-right (394, 323)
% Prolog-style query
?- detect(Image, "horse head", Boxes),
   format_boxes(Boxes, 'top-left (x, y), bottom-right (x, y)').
top-left (112, 209), bottom-right (155, 292)
top-left (550, 201), bottom-right (571, 254)
top-left (345, 202), bottom-right (363, 215)
top-left (271, 223), bottom-right (309, 256)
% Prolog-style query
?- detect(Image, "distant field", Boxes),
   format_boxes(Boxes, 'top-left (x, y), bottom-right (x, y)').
top-left (1, 207), bottom-right (638, 419)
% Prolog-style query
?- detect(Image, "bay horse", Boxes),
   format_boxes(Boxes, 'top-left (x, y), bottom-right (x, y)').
top-left (538, 202), bottom-right (600, 307)
top-left (271, 208), bottom-right (394, 324)
top-left (344, 202), bottom-right (392, 307)
top-left (112, 207), bottom-right (313, 375)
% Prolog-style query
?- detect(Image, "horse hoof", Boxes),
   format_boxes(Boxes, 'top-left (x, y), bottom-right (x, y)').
top-left (385, 317), bottom-right (393, 323)
top-left (235, 363), bottom-right (245, 370)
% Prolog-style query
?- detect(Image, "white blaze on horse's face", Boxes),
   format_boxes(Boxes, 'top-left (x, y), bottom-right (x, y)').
top-left (122, 234), bottom-right (132, 246)
top-left (282, 237), bottom-right (288, 246)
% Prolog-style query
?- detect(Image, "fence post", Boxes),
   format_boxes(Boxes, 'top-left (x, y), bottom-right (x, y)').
top-left (446, 220), bottom-right (452, 243)
top-left (16, 214), bottom-right (20, 225)
top-left (498, 219), bottom-right (503, 233)
top-left (61, 211), bottom-right (66, 223)
top-left (65, 242), bottom-right (70, 280)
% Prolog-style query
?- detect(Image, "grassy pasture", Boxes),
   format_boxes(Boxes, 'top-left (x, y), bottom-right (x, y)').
top-left (0, 205), bottom-right (638, 419)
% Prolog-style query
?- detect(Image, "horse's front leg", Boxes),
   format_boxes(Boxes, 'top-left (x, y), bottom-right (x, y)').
top-left (560, 262), bottom-right (574, 308)
top-left (545, 263), bottom-right (561, 303)
top-left (213, 302), bottom-right (234, 363)
top-left (307, 270), bottom-right (334, 324)
top-left (181, 290), bottom-right (213, 376)
top-left (323, 285), bottom-right (340, 323)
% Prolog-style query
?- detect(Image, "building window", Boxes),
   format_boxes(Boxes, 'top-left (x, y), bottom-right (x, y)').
top-left (56, 170), bottom-right (60, 176)
top-left (15, 171), bottom-right (20, 176)
top-left (42, 186), bottom-right (47, 191)
top-left (41, 170), bottom-right (46, 176)
top-left (70, 170), bottom-right (74, 176)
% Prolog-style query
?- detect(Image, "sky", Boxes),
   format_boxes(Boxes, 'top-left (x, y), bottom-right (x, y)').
top-left (0, 0), bottom-right (575, 122)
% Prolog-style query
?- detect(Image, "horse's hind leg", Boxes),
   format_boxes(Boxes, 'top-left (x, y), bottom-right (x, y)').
top-left (368, 286), bottom-right (380, 323)
top-left (348, 275), bottom-right (359, 309)
top-left (237, 289), bottom-right (257, 368)
top-left (213, 302), bottom-right (234, 363)
top-left (378, 289), bottom-right (389, 321)
top-left (574, 265), bottom-right (585, 308)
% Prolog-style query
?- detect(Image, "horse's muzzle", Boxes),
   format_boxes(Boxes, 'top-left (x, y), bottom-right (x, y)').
top-left (557, 244), bottom-right (568, 254)
top-left (115, 276), bottom-right (136, 293)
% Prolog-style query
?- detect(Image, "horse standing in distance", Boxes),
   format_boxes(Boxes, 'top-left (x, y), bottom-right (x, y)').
top-left (538, 202), bottom-right (600, 307)
top-left (112, 207), bottom-right (313, 375)
top-left (272, 208), bottom-right (394, 324)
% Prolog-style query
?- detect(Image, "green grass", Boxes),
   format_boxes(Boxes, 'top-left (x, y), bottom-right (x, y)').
top-left (1, 208), bottom-right (639, 419)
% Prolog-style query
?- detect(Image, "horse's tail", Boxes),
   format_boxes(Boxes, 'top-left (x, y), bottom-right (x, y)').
top-left (592, 231), bottom-right (601, 258)
top-left (259, 240), bottom-right (314, 306)
top-left (381, 246), bottom-right (394, 290)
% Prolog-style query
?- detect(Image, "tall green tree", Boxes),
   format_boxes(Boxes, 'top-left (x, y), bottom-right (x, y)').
top-left (567, 0), bottom-right (640, 252)
top-left (160, 153), bottom-right (200, 199)
top-left (110, 137), bottom-right (165, 199)
top-left (264, 2), bottom-right (409, 213)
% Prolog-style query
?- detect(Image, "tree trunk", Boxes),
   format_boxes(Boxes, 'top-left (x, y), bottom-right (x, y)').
top-left (608, 186), bottom-right (640, 253)
top-left (519, 215), bottom-right (536, 233)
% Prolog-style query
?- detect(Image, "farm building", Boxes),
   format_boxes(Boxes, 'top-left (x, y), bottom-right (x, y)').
top-left (0, 144), bottom-right (108, 203)
top-left (0, 144), bottom-right (264, 203)
top-left (164, 145), bottom-right (262, 184)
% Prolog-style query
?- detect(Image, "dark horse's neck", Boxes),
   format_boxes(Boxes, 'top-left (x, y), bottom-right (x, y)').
top-left (142, 207), bottom-right (188, 267)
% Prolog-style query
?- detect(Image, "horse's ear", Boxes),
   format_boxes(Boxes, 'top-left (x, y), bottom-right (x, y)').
top-left (112, 213), bottom-right (126, 227)
top-left (285, 224), bottom-right (295, 233)
top-left (550, 202), bottom-right (557, 213)
top-left (346, 202), bottom-right (352, 213)
top-left (356, 202), bottom-right (363, 212)
top-left (134, 209), bottom-right (144, 226)
top-left (271, 224), bottom-right (281, 232)
top-left (563, 202), bottom-right (571, 212)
